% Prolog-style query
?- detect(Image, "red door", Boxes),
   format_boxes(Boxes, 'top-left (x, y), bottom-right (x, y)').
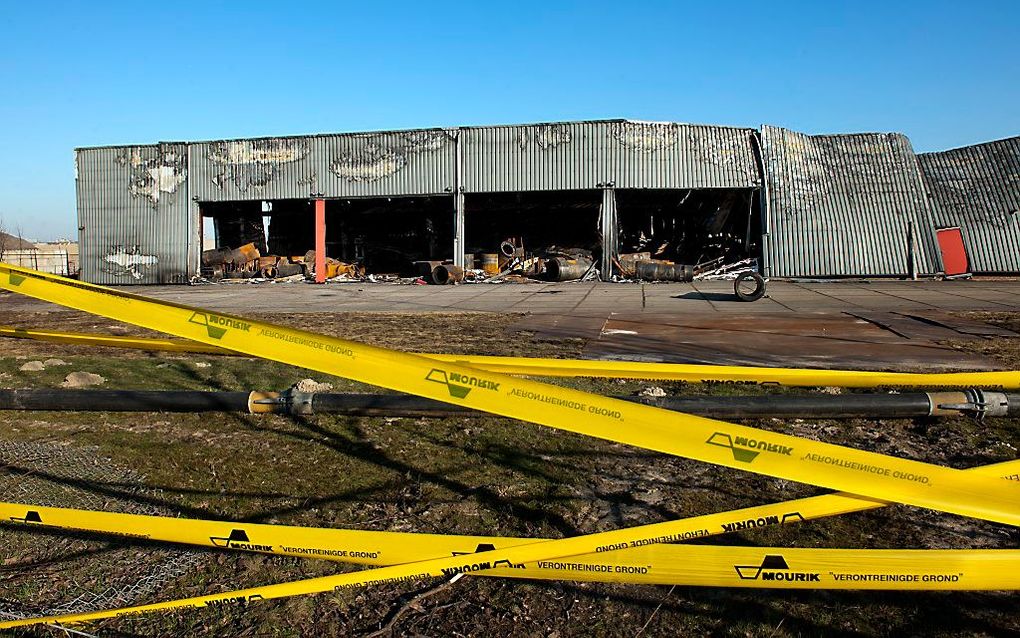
top-left (936, 227), bottom-right (969, 276)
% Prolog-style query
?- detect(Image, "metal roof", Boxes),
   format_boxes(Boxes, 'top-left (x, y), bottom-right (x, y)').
top-left (72, 118), bottom-right (756, 150)
top-left (760, 126), bottom-right (942, 278)
top-left (918, 136), bottom-right (1020, 273)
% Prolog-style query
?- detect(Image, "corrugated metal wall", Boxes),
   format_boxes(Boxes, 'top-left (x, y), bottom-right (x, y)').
top-left (918, 137), bottom-right (1020, 273)
top-left (760, 126), bottom-right (942, 278)
top-left (460, 121), bottom-right (760, 193)
top-left (609, 122), bottom-right (761, 190)
top-left (461, 122), bottom-right (610, 192)
top-left (188, 129), bottom-right (457, 202)
top-left (77, 144), bottom-right (192, 284)
top-left (77, 121), bottom-right (765, 284)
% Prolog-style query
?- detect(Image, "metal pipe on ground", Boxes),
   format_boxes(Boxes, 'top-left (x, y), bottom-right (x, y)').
top-left (201, 247), bottom-right (233, 267)
top-left (546, 256), bottom-right (593, 282)
top-left (0, 389), bottom-right (252, 412)
top-left (228, 242), bottom-right (260, 265)
top-left (634, 261), bottom-right (694, 282)
top-left (1, 389), bottom-right (1014, 419)
top-left (275, 263), bottom-right (304, 278)
top-left (413, 260), bottom-right (443, 278)
top-left (430, 264), bottom-right (464, 285)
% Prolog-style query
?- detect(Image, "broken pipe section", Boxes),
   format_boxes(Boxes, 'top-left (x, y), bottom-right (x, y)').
top-left (430, 264), bottom-right (465, 285)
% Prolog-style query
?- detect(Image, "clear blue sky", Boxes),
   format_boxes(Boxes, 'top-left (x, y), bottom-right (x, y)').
top-left (1, 0), bottom-right (1017, 240)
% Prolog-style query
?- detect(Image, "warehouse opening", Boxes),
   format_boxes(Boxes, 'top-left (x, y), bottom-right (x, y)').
top-left (323, 196), bottom-right (453, 274)
top-left (200, 197), bottom-right (454, 278)
top-left (613, 188), bottom-right (761, 273)
top-left (464, 190), bottom-right (604, 273)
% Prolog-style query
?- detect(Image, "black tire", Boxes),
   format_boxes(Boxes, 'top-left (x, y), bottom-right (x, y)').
top-left (734, 271), bottom-right (766, 302)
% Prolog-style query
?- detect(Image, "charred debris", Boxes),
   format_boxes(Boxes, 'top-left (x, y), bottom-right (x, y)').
top-left (199, 188), bottom-right (759, 286)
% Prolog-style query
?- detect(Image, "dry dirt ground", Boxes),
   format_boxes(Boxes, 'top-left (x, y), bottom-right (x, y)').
top-left (0, 310), bottom-right (1018, 637)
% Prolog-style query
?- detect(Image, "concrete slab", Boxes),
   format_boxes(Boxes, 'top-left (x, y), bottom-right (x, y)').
top-left (3, 280), bottom-right (1020, 317)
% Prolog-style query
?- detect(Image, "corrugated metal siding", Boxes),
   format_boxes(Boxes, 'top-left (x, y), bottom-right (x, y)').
top-left (188, 137), bottom-right (315, 201)
top-left (608, 122), bottom-right (761, 189)
top-left (461, 122), bottom-right (612, 192)
top-left (918, 137), bottom-right (1020, 273)
top-left (461, 121), bottom-right (759, 193)
top-left (318, 129), bottom-right (456, 197)
top-left (188, 129), bottom-right (456, 201)
top-left (761, 126), bottom-right (942, 278)
top-left (77, 144), bottom-right (192, 284)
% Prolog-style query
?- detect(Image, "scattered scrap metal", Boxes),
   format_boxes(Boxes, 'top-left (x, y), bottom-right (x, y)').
top-left (200, 244), bottom-right (362, 283)
top-left (198, 237), bottom-right (762, 299)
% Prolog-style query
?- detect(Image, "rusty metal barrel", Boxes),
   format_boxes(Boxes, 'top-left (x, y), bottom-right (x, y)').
top-left (634, 261), bottom-right (694, 282)
top-left (546, 256), bottom-right (592, 281)
top-left (481, 254), bottom-right (500, 275)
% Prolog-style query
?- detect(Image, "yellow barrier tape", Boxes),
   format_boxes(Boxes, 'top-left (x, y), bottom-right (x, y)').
top-left (2, 502), bottom-right (1017, 595)
top-left (1, 263), bottom-right (1018, 626)
top-left (425, 354), bottom-right (1020, 389)
top-left (4, 322), bottom-right (1019, 389)
top-left (0, 324), bottom-right (228, 354)
top-left (2, 455), bottom-right (1017, 581)
top-left (5, 460), bottom-right (1019, 567)
top-left (2, 264), bottom-right (1017, 525)
top-left (1, 505), bottom-right (1018, 628)
top-left (516, 545), bottom-right (1020, 590)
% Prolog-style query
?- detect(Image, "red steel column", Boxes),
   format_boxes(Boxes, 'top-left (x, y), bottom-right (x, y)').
top-left (314, 199), bottom-right (326, 283)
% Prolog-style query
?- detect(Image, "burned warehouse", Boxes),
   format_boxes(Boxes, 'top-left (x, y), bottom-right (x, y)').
top-left (73, 120), bottom-right (1020, 285)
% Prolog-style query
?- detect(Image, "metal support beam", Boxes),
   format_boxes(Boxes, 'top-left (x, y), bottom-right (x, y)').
top-left (314, 198), bottom-right (326, 283)
top-left (454, 192), bottom-right (466, 268)
top-left (453, 131), bottom-right (466, 268)
top-left (749, 131), bottom-right (770, 277)
top-left (600, 187), bottom-right (618, 279)
top-left (189, 199), bottom-right (201, 280)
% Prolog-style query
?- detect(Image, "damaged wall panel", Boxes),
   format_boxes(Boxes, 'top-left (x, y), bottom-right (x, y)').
top-left (607, 122), bottom-right (760, 189)
top-left (461, 122), bottom-right (612, 192)
top-left (918, 136), bottom-right (1020, 274)
top-left (77, 144), bottom-right (192, 284)
top-left (461, 120), bottom-right (760, 193)
top-left (760, 126), bottom-right (942, 278)
top-left (188, 130), bottom-right (456, 202)
top-left (189, 137), bottom-right (316, 201)
top-left (317, 128), bottom-right (456, 197)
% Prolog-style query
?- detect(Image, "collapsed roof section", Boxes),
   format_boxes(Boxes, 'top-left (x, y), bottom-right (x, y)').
top-left (918, 136), bottom-right (1020, 274)
top-left (759, 126), bottom-right (942, 278)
